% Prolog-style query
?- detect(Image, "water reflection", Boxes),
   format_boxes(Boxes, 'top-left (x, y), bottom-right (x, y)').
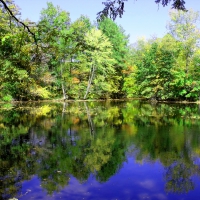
top-left (1, 101), bottom-right (200, 199)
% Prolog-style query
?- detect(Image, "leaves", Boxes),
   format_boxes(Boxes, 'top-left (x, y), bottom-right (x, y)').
top-left (123, 9), bottom-right (200, 101)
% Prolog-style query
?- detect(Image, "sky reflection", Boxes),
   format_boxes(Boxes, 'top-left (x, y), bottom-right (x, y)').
top-left (18, 158), bottom-right (200, 200)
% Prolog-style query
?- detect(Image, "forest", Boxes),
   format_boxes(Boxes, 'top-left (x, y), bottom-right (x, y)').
top-left (0, 1), bottom-right (200, 102)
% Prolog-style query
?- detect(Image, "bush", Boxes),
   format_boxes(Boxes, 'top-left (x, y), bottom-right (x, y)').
top-left (2, 94), bottom-right (13, 102)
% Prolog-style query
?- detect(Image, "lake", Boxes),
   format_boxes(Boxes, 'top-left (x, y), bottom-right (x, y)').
top-left (1, 100), bottom-right (200, 200)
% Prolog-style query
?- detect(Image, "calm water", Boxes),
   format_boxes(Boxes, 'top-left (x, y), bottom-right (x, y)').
top-left (1, 101), bottom-right (200, 200)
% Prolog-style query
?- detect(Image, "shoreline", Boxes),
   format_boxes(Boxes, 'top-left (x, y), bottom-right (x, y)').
top-left (0, 98), bottom-right (200, 104)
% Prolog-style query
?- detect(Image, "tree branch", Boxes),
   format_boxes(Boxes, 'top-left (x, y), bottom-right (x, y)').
top-left (97, 0), bottom-right (187, 21)
top-left (0, 0), bottom-right (37, 43)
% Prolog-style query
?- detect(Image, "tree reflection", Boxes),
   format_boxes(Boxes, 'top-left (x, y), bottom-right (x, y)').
top-left (1, 101), bottom-right (200, 198)
top-left (164, 161), bottom-right (197, 193)
top-left (123, 102), bottom-right (200, 194)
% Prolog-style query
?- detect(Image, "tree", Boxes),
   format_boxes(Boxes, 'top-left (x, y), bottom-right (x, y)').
top-left (168, 9), bottom-right (200, 74)
top-left (78, 28), bottom-right (116, 99)
top-left (0, 0), bottom-right (37, 42)
top-left (37, 2), bottom-right (71, 100)
top-left (98, 17), bottom-right (129, 98)
top-left (59, 15), bottom-right (93, 99)
top-left (167, 9), bottom-right (200, 100)
top-left (0, 1), bottom-right (41, 101)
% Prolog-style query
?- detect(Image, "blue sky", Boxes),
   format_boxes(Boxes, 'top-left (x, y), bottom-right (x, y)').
top-left (14, 0), bottom-right (200, 44)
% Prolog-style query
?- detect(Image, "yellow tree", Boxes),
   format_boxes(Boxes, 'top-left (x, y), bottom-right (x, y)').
top-left (79, 28), bottom-right (116, 99)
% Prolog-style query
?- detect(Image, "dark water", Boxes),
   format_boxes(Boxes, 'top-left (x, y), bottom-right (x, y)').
top-left (1, 101), bottom-right (200, 200)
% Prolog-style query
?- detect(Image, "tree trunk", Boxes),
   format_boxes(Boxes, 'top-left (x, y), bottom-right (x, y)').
top-left (60, 64), bottom-right (68, 100)
top-left (84, 65), bottom-right (95, 100)
top-left (62, 82), bottom-right (67, 100)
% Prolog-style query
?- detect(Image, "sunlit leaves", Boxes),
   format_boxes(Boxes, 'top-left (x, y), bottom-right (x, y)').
top-left (78, 28), bottom-right (116, 99)
top-left (124, 9), bottom-right (200, 101)
top-left (99, 18), bottom-right (129, 98)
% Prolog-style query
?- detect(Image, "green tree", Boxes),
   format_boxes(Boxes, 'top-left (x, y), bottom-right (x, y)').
top-left (122, 38), bottom-right (150, 98)
top-left (167, 9), bottom-right (200, 100)
top-left (78, 28), bottom-right (116, 99)
top-left (98, 18), bottom-right (129, 98)
top-left (60, 15), bottom-right (93, 99)
top-left (37, 2), bottom-right (72, 100)
top-left (0, 1), bottom-right (41, 101)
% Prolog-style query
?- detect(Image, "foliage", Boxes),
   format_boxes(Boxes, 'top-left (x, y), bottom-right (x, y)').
top-left (123, 9), bottom-right (200, 101)
top-left (99, 17), bottom-right (129, 98)
top-left (0, 2), bottom-right (200, 102)
top-left (2, 94), bottom-right (12, 102)
top-left (78, 28), bottom-right (116, 99)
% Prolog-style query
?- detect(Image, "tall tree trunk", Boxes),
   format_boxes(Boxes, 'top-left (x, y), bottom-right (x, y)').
top-left (60, 64), bottom-right (68, 100)
top-left (62, 82), bottom-right (67, 100)
top-left (84, 65), bottom-right (95, 100)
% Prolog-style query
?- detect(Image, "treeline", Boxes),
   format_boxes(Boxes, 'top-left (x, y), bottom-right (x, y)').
top-left (0, 2), bottom-right (200, 101)
top-left (124, 10), bottom-right (200, 101)
top-left (0, 2), bottom-right (129, 101)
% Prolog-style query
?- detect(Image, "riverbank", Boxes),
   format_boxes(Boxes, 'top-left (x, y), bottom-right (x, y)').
top-left (1, 98), bottom-right (200, 105)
